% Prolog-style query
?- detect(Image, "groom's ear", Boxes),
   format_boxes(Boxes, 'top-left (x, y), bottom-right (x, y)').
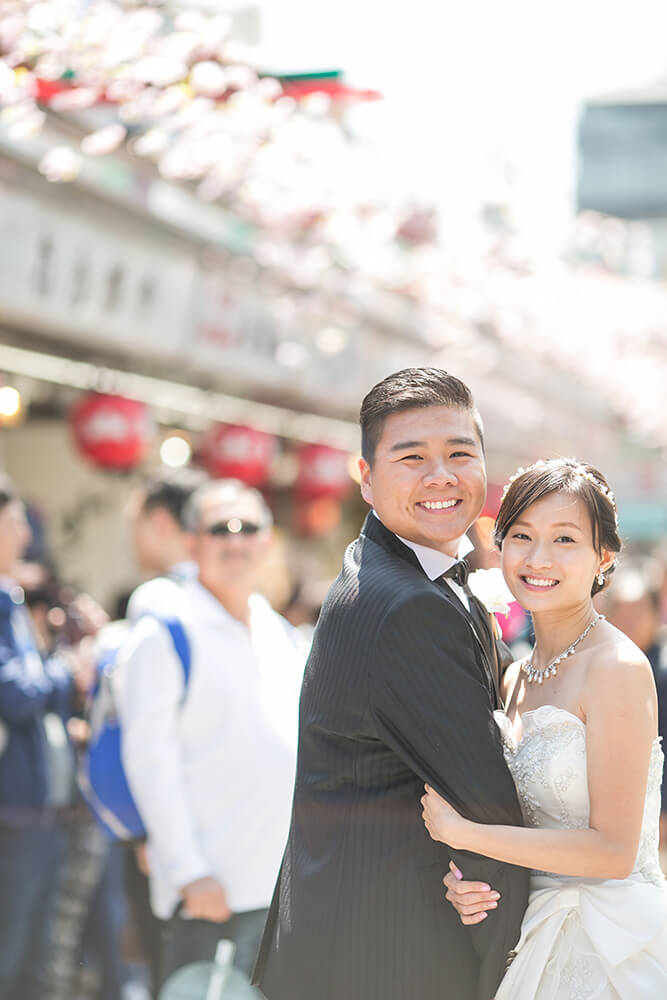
top-left (359, 457), bottom-right (373, 506)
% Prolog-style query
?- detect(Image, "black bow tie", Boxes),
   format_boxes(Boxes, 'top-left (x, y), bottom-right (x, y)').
top-left (442, 559), bottom-right (470, 589)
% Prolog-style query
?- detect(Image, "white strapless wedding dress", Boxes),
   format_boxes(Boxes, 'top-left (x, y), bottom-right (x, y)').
top-left (494, 705), bottom-right (667, 999)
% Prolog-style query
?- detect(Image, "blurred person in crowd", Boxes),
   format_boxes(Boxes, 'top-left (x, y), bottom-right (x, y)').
top-left (24, 577), bottom-right (108, 658)
top-left (13, 571), bottom-right (124, 1000)
top-left (112, 589), bottom-right (133, 623)
top-left (43, 609), bottom-right (130, 1000)
top-left (8, 555), bottom-right (125, 1000)
top-left (24, 579), bottom-right (59, 654)
top-left (117, 479), bottom-right (304, 987)
top-left (282, 577), bottom-right (329, 644)
top-left (0, 475), bottom-right (86, 1000)
top-left (650, 539), bottom-right (667, 625)
top-left (125, 468), bottom-right (207, 621)
top-left (123, 467), bottom-right (207, 994)
top-left (603, 562), bottom-right (667, 846)
top-left (600, 560), bottom-right (665, 657)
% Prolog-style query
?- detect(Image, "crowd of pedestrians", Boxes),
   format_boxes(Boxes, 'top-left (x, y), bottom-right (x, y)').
top-left (0, 469), bottom-right (307, 999)
top-left (1, 463), bottom-right (667, 998)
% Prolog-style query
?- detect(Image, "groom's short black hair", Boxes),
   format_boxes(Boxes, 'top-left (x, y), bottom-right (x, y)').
top-left (360, 368), bottom-right (484, 465)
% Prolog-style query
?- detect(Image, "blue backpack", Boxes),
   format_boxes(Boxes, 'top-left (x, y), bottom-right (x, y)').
top-left (79, 616), bottom-right (191, 840)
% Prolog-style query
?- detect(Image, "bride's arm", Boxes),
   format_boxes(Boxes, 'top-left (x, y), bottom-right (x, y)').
top-left (423, 648), bottom-right (658, 880)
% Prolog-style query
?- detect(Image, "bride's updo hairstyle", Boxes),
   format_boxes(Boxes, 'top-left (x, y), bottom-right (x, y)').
top-left (493, 457), bottom-right (622, 596)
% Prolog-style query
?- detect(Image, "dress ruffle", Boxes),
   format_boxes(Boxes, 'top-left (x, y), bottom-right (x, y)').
top-left (493, 707), bottom-right (667, 997)
top-left (496, 875), bottom-right (667, 999)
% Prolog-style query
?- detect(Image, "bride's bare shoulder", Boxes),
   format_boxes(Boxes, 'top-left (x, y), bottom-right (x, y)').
top-left (585, 622), bottom-right (656, 714)
top-left (593, 620), bottom-right (652, 671)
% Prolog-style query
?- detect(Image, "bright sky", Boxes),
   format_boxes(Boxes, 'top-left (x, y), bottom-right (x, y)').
top-left (254, 0), bottom-right (667, 247)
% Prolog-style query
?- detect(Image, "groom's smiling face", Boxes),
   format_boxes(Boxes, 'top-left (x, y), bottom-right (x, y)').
top-left (359, 405), bottom-right (486, 557)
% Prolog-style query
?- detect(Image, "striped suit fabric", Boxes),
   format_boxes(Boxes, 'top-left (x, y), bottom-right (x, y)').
top-left (254, 513), bottom-right (529, 1000)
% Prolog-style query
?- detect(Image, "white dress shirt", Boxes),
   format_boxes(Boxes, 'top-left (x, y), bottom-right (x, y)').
top-left (372, 510), bottom-right (474, 610)
top-left (125, 561), bottom-right (198, 623)
top-left (116, 578), bottom-right (304, 919)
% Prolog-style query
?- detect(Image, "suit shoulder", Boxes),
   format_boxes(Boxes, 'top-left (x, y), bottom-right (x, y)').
top-left (347, 534), bottom-right (430, 600)
top-left (339, 533), bottom-right (462, 633)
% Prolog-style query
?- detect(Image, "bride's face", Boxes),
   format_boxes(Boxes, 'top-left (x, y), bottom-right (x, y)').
top-left (500, 490), bottom-right (613, 612)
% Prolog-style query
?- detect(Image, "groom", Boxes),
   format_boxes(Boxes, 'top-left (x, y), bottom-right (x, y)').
top-left (253, 369), bottom-right (529, 1000)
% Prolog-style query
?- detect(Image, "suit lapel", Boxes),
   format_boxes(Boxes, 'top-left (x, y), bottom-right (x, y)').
top-left (433, 577), bottom-right (500, 707)
top-left (467, 593), bottom-right (502, 708)
top-left (363, 513), bottom-right (501, 708)
top-left (360, 512), bottom-right (425, 573)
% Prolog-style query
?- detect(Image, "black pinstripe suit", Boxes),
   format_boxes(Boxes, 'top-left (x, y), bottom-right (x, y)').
top-left (254, 513), bottom-right (529, 1000)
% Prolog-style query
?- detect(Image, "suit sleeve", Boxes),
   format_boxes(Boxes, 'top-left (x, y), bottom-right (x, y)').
top-left (368, 591), bottom-right (529, 998)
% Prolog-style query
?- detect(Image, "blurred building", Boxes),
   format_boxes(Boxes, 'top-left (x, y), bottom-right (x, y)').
top-left (1, 6), bottom-right (666, 602)
top-left (577, 84), bottom-right (667, 278)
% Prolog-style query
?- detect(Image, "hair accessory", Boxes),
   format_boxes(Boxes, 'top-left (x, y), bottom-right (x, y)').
top-left (571, 464), bottom-right (618, 514)
top-left (500, 460), bottom-right (619, 530)
top-left (500, 460), bottom-right (545, 503)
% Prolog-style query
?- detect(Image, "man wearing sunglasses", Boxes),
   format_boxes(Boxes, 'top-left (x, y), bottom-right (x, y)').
top-left (117, 479), bottom-right (305, 988)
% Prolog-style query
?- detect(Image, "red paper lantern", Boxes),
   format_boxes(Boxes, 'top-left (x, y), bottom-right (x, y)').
top-left (296, 444), bottom-right (352, 500)
top-left (200, 423), bottom-right (277, 486)
top-left (70, 394), bottom-right (153, 470)
top-left (294, 495), bottom-right (343, 537)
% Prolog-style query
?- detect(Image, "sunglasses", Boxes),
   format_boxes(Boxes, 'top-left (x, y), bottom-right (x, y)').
top-left (204, 518), bottom-right (264, 537)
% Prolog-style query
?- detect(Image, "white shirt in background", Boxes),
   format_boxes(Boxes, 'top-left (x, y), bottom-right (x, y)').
top-left (125, 560), bottom-right (198, 623)
top-left (117, 578), bottom-right (305, 919)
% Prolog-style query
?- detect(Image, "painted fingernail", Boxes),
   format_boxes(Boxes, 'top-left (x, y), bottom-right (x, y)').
top-left (491, 892), bottom-right (500, 900)
top-left (482, 884), bottom-right (490, 891)
top-left (488, 902), bottom-right (497, 909)
top-left (480, 912), bottom-right (488, 919)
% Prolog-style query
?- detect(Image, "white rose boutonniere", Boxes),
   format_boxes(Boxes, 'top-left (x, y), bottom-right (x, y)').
top-left (467, 568), bottom-right (514, 616)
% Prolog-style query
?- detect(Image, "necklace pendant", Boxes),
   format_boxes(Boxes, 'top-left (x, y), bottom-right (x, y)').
top-left (523, 614), bottom-right (605, 689)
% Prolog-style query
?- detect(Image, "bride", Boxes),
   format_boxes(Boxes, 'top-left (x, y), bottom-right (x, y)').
top-left (421, 457), bottom-right (667, 998)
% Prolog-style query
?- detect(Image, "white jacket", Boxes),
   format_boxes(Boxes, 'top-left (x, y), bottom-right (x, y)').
top-left (117, 579), bottom-right (304, 919)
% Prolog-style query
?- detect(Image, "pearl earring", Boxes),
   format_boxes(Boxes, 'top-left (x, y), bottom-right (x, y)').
top-left (597, 570), bottom-right (605, 587)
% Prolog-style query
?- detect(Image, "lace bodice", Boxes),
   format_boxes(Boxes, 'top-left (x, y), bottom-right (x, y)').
top-left (494, 705), bottom-right (665, 885)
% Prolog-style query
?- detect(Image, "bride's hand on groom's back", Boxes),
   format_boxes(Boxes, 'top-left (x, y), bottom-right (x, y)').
top-left (442, 861), bottom-right (500, 925)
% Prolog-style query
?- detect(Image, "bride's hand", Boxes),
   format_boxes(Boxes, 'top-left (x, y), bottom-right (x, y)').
top-left (443, 862), bottom-right (500, 925)
top-left (421, 784), bottom-right (469, 848)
